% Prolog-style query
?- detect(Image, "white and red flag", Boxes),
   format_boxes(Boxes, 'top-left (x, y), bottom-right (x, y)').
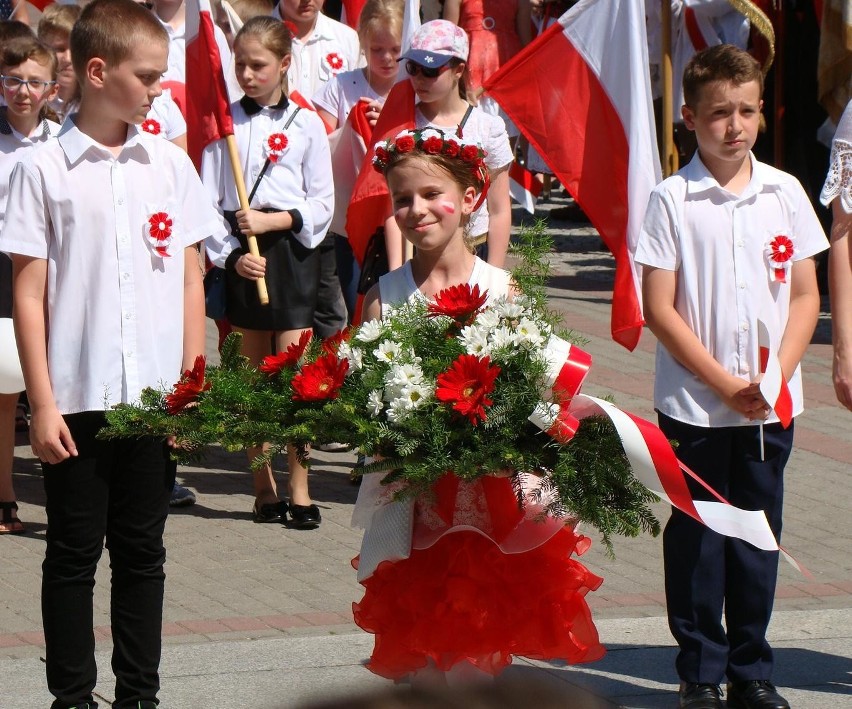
top-left (482, 0), bottom-right (661, 351)
top-left (509, 162), bottom-right (543, 214)
top-left (185, 0), bottom-right (234, 169)
top-left (757, 319), bottom-right (793, 428)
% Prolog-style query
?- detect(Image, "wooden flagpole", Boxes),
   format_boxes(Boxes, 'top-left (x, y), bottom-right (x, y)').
top-left (661, 0), bottom-right (678, 177)
top-left (225, 134), bottom-right (269, 305)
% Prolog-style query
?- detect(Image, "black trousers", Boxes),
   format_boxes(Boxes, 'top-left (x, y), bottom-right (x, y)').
top-left (41, 412), bottom-right (174, 709)
top-left (312, 231), bottom-right (348, 339)
top-left (658, 413), bottom-right (793, 686)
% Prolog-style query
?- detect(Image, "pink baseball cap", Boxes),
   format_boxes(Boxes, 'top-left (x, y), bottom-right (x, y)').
top-left (400, 20), bottom-right (469, 68)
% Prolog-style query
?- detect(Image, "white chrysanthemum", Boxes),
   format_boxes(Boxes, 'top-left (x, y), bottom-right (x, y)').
top-left (419, 128), bottom-right (443, 142)
top-left (356, 319), bottom-right (383, 343)
top-left (374, 339), bottom-right (402, 363)
top-left (400, 382), bottom-right (433, 409)
top-left (385, 362), bottom-right (424, 388)
top-left (346, 346), bottom-right (364, 371)
top-left (513, 294), bottom-right (534, 310)
top-left (385, 399), bottom-right (408, 423)
top-left (367, 390), bottom-right (384, 417)
top-left (474, 308), bottom-right (501, 330)
top-left (458, 324), bottom-right (491, 356)
top-left (514, 317), bottom-right (545, 348)
top-left (488, 324), bottom-right (516, 350)
top-left (496, 301), bottom-right (526, 319)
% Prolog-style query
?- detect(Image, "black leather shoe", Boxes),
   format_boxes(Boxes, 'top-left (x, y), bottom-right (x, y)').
top-left (679, 683), bottom-right (723, 708)
top-left (253, 500), bottom-right (288, 523)
top-left (726, 680), bottom-right (790, 709)
top-left (288, 503), bottom-right (321, 529)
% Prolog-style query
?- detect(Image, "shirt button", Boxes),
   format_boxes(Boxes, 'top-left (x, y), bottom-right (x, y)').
top-left (736, 240), bottom-right (744, 247)
top-left (739, 282), bottom-right (746, 289)
top-left (124, 312), bottom-right (131, 320)
top-left (117, 198), bottom-right (124, 205)
top-left (741, 322), bottom-right (750, 332)
top-left (122, 272), bottom-right (130, 280)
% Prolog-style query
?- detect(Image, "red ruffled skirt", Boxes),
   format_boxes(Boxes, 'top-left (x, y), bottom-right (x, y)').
top-left (352, 474), bottom-right (605, 679)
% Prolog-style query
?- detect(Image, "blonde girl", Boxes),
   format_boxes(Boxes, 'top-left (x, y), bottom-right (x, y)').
top-left (203, 16), bottom-right (334, 528)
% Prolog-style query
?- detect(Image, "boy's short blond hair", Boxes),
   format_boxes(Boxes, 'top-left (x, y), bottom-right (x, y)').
top-left (683, 44), bottom-right (763, 109)
top-left (37, 4), bottom-right (81, 41)
top-left (70, 0), bottom-right (167, 78)
top-left (229, 0), bottom-right (274, 23)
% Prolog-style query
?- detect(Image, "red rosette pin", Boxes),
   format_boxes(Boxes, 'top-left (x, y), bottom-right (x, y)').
top-left (141, 118), bottom-right (161, 135)
top-left (323, 52), bottom-right (345, 76)
top-left (435, 354), bottom-right (501, 426)
top-left (265, 132), bottom-right (289, 163)
top-left (147, 211), bottom-right (173, 258)
top-left (766, 234), bottom-right (794, 284)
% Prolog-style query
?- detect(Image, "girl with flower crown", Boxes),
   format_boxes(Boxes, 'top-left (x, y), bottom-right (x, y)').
top-left (203, 16), bottom-right (333, 529)
top-left (352, 128), bottom-right (604, 682)
top-left (382, 19), bottom-right (513, 272)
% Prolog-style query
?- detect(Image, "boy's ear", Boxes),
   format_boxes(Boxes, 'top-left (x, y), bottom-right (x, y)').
top-left (85, 57), bottom-right (107, 89)
top-left (681, 104), bottom-right (696, 132)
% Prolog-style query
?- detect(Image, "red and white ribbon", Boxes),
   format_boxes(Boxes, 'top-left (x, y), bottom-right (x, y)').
top-left (526, 338), bottom-right (807, 574)
top-left (757, 320), bottom-right (793, 429)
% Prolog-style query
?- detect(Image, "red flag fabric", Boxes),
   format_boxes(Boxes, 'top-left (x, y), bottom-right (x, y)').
top-left (482, 0), bottom-right (661, 351)
top-left (185, 0), bottom-right (234, 169)
top-left (341, 0), bottom-right (367, 28)
top-left (508, 162), bottom-right (542, 214)
top-left (345, 80), bottom-right (416, 266)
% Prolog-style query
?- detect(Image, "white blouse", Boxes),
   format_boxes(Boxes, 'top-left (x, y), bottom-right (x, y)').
top-left (820, 100), bottom-right (852, 214)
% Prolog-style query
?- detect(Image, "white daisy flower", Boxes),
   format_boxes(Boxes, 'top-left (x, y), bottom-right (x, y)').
top-left (367, 390), bottom-right (384, 417)
top-left (488, 325), bottom-right (516, 351)
top-left (474, 308), bottom-right (501, 330)
top-left (385, 362), bottom-right (425, 388)
top-left (459, 325), bottom-right (491, 356)
top-left (356, 319), bottom-right (384, 343)
top-left (400, 382), bottom-right (433, 409)
top-left (374, 340), bottom-right (402, 363)
top-left (496, 301), bottom-right (526, 319)
top-left (514, 317), bottom-right (545, 348)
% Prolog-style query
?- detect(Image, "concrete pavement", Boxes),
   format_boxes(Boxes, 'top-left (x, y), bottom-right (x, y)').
top-left (2, 201), bottom-right (850, 707)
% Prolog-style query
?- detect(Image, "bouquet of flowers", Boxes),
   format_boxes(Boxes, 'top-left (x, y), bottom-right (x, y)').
top-left (103, 227), bottom-right (659, 551)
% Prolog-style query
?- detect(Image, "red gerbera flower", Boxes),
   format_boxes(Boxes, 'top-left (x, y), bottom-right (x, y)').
top-left (396, 135), bottom-right (416, 153)
top-left (165, 355), bottom-right (211, 414)
top-left (427, 283), bottom-right (488, 324)
top-left (435, 354), bottom-right (501, 426)
top-left (259, 330), bottom-right (312, 376)
top-left (321, 327), bottom-right (351, 355)
top-left (769, 235), bottom-right (794, 263)
top-left (291, 353), bottom-right (349, 401)
top-left (141, 118), bottom-right (161, 135)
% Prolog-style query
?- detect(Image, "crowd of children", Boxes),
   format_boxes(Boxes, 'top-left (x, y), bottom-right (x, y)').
top-left (0, 1), bottom-right (848, 707)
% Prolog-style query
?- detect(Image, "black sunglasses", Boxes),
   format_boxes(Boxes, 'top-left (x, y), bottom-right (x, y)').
top-left (404, 60), bottom-right (451, 79)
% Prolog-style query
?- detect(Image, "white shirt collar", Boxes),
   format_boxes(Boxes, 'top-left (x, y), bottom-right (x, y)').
top-left (684, 151), bottom-right (786, 198)
top-left (58, 117), bottom-right (152, 165)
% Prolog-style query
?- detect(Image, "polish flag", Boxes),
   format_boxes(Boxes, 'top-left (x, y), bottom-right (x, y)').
top-left (345, 80), bottom-right (416, 266)
top-left (185, 0), bottom-right (234, 170)
top-left (482, 0), bottom-right (661, 351)
top-left (341, 0), bottom-right (367, 28)
top-left (509, 162), bottom-right (543, 214)
top-left (757, 320), bottom-right (794, 428)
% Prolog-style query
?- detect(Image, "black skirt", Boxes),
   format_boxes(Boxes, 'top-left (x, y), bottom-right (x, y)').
top-left (224, 210), bottom-right (320, 331)
top-left (0, 253), bottom-right (12, 319)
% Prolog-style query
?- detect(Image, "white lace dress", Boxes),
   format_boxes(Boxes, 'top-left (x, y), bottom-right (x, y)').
top-left (821, 101), bottom-right (852, 214)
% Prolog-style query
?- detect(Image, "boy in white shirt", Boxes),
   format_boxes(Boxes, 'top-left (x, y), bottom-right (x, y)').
top-left (635, 45), bottom-right (827, 709)
top-left (0, 0), bottom-right (227, 706)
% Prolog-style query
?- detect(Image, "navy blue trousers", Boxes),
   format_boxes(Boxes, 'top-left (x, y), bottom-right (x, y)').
top-left (658, 413), bottom-right (793, 685)
top-left (41, 412), bottom-right (174, 709)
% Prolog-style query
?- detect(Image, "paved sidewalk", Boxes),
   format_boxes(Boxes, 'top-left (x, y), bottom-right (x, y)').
top-left (2, 203), bottom-right (850, 707)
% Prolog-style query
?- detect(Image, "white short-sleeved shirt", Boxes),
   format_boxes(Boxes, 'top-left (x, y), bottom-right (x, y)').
top-left (820, 100), bottom-right (852, 213)
top-left (271, 10), bottom-right (363, 98)
top-left (0, 112), bottom-right (60, 231)
top-left (201, 97), bottom-right (334, 255)
top-left (311, 68), bottom-right (381, 126)
top-left (144, 89), bottom-right (187, 141)
top-left (0, 118), bottom-right (229, 415)
top-left (635, 152), bottom-right (829, 427)
top-left (416, 106), bottom-right (513, 238)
